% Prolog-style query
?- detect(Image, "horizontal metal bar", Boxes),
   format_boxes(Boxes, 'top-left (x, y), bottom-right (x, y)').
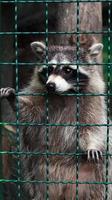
top-left (0, 151), bottom-right (111, 157)
top-left (0, 179), bottom-right (111, 185)
top-left (0, 62), bottom-right (112, 66)
top-left (0, 0), bottom-right (112, 3)
top-left (0, 31), bottom-right (112, 35)
top-left (0, 151), bottom-right (88, 156)
top-left (0, 92), bottom-right (112, 97)
top-left (0, 92), bottom-right (111, 96)
top-left (0, 122), bottom-right (112, 126)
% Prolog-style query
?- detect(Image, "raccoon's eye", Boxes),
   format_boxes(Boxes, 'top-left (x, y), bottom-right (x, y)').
top-left (63, 67), bottom-right (73, 74)
top-left (48, 66), bottom-right (54, 74)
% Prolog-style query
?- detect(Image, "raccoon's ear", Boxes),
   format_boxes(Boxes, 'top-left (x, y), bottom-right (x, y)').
top-left (30, 41), bottom-right (46, 61)
top-left (89, 43), bottom-right (103, 56)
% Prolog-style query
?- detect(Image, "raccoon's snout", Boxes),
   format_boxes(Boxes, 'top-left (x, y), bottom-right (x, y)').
top-left (46, 82), bottom-right (56, 93)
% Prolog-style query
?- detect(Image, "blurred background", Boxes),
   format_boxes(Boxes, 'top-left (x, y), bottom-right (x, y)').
top-left (0, 3), bottom-right (111, 88)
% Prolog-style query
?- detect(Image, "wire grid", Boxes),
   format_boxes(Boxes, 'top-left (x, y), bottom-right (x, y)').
top-left (0, 0), bottom-right (112, 200)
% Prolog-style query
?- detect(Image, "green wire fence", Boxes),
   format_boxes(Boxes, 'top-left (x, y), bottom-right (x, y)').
top-left (0, 1), bottom-right (112, 200)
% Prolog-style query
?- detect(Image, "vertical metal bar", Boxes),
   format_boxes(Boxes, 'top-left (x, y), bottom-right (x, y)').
top-left (45, 2), bottom-right (49, 200)
top-left (14, 0), bottom-right (21, 199)
top-left (0, 3), bottom-right (3, 200)
top-left (0, 1), bottom-right (108, 200)
top-left (76, 1), bottom-right (80, 200)
top-left (105, 2), bottom-right (111, 200)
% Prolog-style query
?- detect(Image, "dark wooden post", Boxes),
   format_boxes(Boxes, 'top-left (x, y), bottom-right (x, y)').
top-left (56, 3), bottom-right (102, 43)
top-left (55, 3), bottom-right (102, 75)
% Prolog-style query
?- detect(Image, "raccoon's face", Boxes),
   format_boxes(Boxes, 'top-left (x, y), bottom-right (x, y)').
top-left (31, 41), bottom-right (103, 93)
top-left (44, 63), bottom-right (89, 93)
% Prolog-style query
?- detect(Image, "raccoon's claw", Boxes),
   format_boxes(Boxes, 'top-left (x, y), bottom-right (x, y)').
top-left (0, 87), bottom-right (15, 98)
top-left (87, 149), bottom-right (103, 161)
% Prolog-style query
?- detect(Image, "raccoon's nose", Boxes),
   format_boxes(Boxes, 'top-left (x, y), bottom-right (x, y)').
top-left (46, 82), bottom-right (56, 92)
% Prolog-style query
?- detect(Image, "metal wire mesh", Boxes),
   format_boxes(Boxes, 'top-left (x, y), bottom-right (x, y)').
top-left (0, 0), bottom-right (112, 200)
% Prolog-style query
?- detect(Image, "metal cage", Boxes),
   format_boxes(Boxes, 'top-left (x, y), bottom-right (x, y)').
top-left (0, 1), bottom-right (112, 199)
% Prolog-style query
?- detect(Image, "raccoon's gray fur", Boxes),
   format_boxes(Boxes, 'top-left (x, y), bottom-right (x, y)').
top-left (1, 39), bottom-right (112, 199)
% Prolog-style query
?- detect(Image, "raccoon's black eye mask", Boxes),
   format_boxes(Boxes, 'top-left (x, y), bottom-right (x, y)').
top-left (61, 67), bottom-right (89, 84)
top-left (38, 65), bottom-right (89, 86)
top-left (38, 66), bottom-right (54, 83)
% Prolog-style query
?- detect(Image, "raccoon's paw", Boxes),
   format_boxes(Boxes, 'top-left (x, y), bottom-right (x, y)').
top-left (87, 149), bottom-right (103, 161)
top-left (0, 87), bottom-right (15, 98)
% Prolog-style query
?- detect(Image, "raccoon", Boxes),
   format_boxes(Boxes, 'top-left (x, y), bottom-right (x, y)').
top-left (0, 39), bottom-right (112, 199)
